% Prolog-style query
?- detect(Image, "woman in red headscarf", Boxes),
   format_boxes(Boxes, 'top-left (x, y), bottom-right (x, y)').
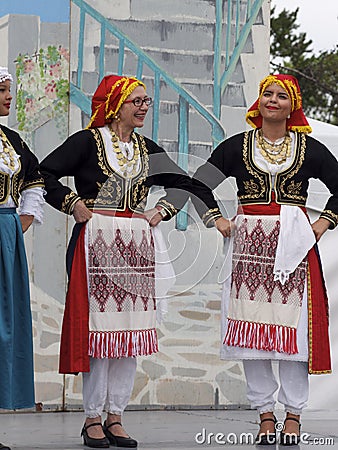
top-left (192, 74), bottom-right (338, 445)
top-left (40, 74), bottom-right (191, 448)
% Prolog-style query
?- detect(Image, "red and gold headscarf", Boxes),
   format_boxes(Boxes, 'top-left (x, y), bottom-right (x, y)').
top-left (87, 75), bottom-right (146, 129)
top-left (246, 74), bottom-right (312, 133)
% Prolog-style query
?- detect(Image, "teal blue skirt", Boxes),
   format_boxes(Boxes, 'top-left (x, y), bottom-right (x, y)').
top-left (0, 208), bottom-right (35, 409)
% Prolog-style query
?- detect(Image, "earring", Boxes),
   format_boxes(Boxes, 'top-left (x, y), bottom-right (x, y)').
top-left (113, 114), bottom-right (120, 122)
top-left (287, 114), bottom-right (291, 119)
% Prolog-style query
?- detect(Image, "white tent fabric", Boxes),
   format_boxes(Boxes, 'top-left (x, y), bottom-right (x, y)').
top-left (306, 118), bottom-right (338, 409)
top-left (307, 118), bottom-right (338, 211)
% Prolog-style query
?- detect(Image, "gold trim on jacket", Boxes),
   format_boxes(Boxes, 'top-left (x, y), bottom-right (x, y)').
top-left (0, 162), bottom-right (44, 206)
top-left (60, 129), bottom-right (155, 215)
top-left (202, 130), bottom-right (338, 229)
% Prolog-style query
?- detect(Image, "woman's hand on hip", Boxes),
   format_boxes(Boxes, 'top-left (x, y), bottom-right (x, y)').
top-left (19, 214), bottom-right (34, 233)
top-left (144, 208), bottom-right (163, 227)
top-left (72, 200), bottom-right (92, 223)
top-left (311, 217), bottom-right (330, 241)
top-left (215, 217), bottom-right (236, 238)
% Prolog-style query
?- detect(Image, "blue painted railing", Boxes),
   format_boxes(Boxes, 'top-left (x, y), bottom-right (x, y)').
top-left (213, 0), bottom-right (265, 118)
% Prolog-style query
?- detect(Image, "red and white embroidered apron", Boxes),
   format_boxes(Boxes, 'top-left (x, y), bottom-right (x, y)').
top-left (87, 213), bottom-right (158, 358)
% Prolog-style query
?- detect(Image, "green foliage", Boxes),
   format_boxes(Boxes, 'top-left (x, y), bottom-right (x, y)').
top-left (270, 6), bottom-right (338, 125)
top-left (271, 7), bottom-right (313, 63)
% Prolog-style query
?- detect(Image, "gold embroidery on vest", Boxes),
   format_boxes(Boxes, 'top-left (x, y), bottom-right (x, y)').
top-left (130, 135), bottom-right (149, 210)
top-left (240, 131), bottom-right (266, 200)
top-left (92, 130), bottom-right (150, 212)
top-left (10, 158), bottom-right (22, 206)
top-left (287, 180), bottom-right (303, 196)
top-left (0, 172), bottom-right (9, 204)
top-left (279, 133), bottom-right (307, 202)
top-left (243, 179), bottom-right (260, 195)
top-left (93, 129), bottom-right (111, 177)
top-left (95, 175), bottom-right (123, 207)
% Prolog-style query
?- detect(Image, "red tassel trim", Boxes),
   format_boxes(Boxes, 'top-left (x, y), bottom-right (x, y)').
top-left (223, 319), bottom-right (298, 354)
top-left (89, 329), bottom-right (158, 358)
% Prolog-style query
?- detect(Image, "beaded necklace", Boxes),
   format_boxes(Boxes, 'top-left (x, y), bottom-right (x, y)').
top-left (257, 129), bottom-right (291, 165)
top-left (109, 128), bottom-right (140, 177)
top-left (0, 128), bottom-right (17, 171)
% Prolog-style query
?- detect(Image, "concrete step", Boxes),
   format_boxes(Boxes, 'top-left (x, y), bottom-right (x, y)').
top-left (130, 0), bottom-right (217, 22)
top-left (140, 101), bottom-right (219, 142)
top-left (108, 19), bottom-right (253, 54)
top-left (73, 71), bottom-right (246, 113)
top-left (95, 45), bottom-right (246, 82)
top-left (142, 75), bottom-right (246, 107)
top-left (108, 19), bottom-right (215, 52)
top-left (130, 0), bottom-right (264, 29)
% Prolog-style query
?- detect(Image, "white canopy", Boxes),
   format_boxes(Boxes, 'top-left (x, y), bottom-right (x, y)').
top-left (306, 119), bottom-right (338, 409)
top-left (307, 118), bottom-right (338, 211)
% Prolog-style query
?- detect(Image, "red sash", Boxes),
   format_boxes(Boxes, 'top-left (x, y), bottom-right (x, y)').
top-left (59, 225), bottom-right (90, 374)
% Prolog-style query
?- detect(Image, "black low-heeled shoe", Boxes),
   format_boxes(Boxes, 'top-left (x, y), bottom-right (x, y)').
top-left (0, 443), bottom-right (11, 450)
top-left (280, 417), bottom-right (301, 446)
top-left (103, 420), bottom-right (138, 448)
top-left (255, 415), bottom-right (277, 445)
top-left (81, 422), bottom-right (110, 448)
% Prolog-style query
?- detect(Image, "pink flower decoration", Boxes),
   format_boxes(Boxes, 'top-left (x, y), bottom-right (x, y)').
top-left (25, 97), bottom-right (36, 114)
top-left (45, 82), bottom-right (57, 100)
top-left (24, 59), bottom-right (35, 73)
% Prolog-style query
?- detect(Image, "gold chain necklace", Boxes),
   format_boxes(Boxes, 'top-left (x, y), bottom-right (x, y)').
top-left (109, 128), bottom-right (140, 177)
top-left (0, 128), bottom-right (17, 170)
top-left (257, 129), bottom-right (292, 165)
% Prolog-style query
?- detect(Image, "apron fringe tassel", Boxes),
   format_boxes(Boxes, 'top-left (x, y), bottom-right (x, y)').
top-left (223, 319), bottom-right (298, 355)
top-left (89, 328), bottom-right (158, 358)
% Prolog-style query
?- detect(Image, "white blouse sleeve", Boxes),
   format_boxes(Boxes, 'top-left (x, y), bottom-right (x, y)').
top-left (18, 187), bottom-right (45, 224)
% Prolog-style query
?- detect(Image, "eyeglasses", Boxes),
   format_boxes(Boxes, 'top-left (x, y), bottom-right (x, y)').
top-left (124, 97), bottom-right (153, 107)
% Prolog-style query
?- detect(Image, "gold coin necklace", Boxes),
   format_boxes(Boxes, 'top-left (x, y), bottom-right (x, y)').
top-left (109, 129), bottom-right (140, 177)
top-left (0, 128), bottom-right (18, 171)
top-left (257, 129), bottom-right (292, 165)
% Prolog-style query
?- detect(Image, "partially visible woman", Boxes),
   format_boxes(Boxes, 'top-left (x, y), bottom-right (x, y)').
top-left (40, 74), bottom-right (191, 448)
top-left (192, 74), bottom-right (338, 445)
top-left (0, 67), bottom-right (45, 450)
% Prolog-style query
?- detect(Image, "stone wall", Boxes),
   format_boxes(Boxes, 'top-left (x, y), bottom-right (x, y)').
top-left (31, 280), bottom-right (249, 409)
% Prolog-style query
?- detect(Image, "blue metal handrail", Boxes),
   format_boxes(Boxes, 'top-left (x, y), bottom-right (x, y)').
top-left (213, 0), bottom-right (265, 118)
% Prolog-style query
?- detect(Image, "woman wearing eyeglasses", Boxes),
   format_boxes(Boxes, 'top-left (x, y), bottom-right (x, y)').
top-left (40, 74), bottom-right (191, 448)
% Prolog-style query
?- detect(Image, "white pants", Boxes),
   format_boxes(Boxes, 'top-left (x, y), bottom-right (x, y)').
top-left (243, 359), bottom-right (309, 415)
top-left (82, 357), bottom-right (137, 418)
